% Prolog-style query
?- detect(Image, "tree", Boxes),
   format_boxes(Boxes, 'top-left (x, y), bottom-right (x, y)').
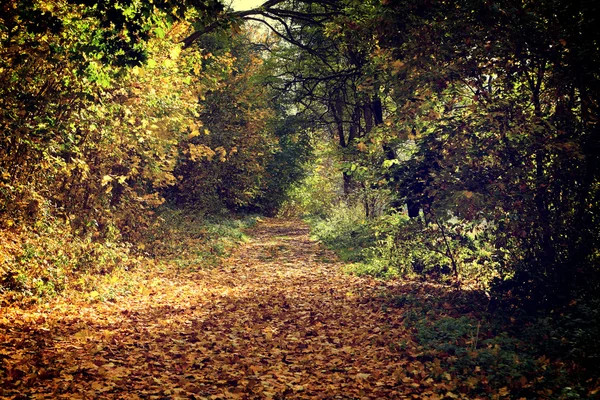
top-left (366, 0), bottom-right (600, 306)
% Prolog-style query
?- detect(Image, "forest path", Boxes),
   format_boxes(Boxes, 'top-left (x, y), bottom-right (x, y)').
top-left (1, 218), bottom-right (418, 399)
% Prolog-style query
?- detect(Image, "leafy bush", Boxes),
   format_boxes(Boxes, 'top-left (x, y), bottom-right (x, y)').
top-left (323, 208), bottom-right (503, 287)
top-left (0, 217), bottom-right (139, 303)
top-left (308, 203), bottom-right (374, 262)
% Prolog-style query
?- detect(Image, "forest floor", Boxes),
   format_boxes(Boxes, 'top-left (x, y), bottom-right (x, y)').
top-left (0, 218), bottom-right (592, 399)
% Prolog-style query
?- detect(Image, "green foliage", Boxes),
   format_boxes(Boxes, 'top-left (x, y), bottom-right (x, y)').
top-left (170, 29), bottom-right (284, 214)
top-left (515, 297), bottom-right (600, 376)
top-left (366, 0), bottom-right (600, 309)
top-left (383, 288), bottom-right (597, 399)
top-left (283, 140), bottom-right (343, 218)
top-left (412, 315), bottom-right (544, 397)
top-left (253, 115), bottom-right (313, 216)
top-left (309, 205), bottom-right (502, 285)
top-left (309, 203), bottom-right (374, 263)
top-left (0, 217), bottom-right (140, 303)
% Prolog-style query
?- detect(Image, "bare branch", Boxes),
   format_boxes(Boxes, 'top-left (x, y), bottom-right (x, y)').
top-left (181, 0), bottom-right (343, 49)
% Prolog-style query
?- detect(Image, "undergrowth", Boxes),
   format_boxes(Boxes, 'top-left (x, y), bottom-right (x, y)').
top-left (382, 288), bottom-right (600, 399)
top-left (308, 204), bottom-right (503, 289)
top-left (0, 208), bottom-right (257, 305)
top-left (307, 203), bottom-right (375, 264)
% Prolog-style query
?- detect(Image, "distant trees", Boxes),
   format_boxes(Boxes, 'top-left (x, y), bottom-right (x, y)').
top-left (171, 29), bottom-right (279, 212)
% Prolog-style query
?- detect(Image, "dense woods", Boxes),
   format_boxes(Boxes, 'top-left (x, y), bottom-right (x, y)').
top-left (1, 0), bottom-right (599, 397)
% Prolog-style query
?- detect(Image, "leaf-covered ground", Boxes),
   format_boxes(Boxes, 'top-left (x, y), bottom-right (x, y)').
top-left (0, 219), bottom-right (594, 399)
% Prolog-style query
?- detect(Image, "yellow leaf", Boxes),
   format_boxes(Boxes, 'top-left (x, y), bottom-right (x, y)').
top-left (101, 175), bottom-right (112, 186)
top-left (170, 45), bottom-right (182, 59)
top-left (74, 329), bottom-right (93, 341)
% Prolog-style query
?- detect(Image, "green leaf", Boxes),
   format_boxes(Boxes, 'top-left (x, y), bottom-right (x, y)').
top-left (382, 159), bottom-right (399, 168)
top-left (154, 27), bottom-right (165, 38)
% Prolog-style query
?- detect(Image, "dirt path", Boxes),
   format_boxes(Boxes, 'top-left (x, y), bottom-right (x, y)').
top-left (1, 218), bottom-right (414, 399)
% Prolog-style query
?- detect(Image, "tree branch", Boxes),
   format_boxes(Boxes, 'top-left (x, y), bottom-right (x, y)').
top-left (181, 0), bottom-right (343, 49)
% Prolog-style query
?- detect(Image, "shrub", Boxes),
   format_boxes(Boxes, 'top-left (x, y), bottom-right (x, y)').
top-left (308, 203), bottom-right (374, 262)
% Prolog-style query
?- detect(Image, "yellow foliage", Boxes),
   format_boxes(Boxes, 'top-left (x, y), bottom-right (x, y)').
top-left (188, 144), bottom-right (216, 161)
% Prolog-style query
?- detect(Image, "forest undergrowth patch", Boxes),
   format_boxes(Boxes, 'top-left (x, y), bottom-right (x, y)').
top-left (379, 285), bottom-right (600, 399)
top-left (0, 208), bottom-right (257, 306)
top-left (306, 209), bottom-right (600, 399)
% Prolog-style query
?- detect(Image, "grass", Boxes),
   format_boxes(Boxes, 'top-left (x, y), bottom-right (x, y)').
top-left (0, 207), bottom-right (258, 305)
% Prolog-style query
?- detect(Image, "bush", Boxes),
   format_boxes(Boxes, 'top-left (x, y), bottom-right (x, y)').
top-left (0, 217), bottom-right (139, 303)
top-left (308, 203), bottom-right (374, 262)
top-left (0, 207), bottom-right (258, 303)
